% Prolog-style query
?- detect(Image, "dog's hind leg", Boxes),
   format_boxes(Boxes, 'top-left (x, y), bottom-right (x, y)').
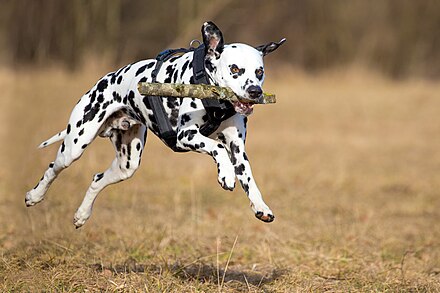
top-left (25, 85), bottom-right (126, 207)
top-left (73, 124), bottom-right (147, 228)
top-left (25, 119), bottom-right (103, 207)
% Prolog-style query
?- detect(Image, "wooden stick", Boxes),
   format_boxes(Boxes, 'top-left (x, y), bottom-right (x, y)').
top-left (137, 82), bottom-right (276, 104)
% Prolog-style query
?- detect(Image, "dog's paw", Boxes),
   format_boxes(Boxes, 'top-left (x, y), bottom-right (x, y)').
top-left (217, 163), bottom-right (236, 191)
top-left (73, 209), bottom-right (91, 229)
top-left (218, 175), bottom-right (236, 191)
top-left (25, 190), bottom-right (44, 207)
top-left (255, 211), bottom-right (275, 223)
top-left (251, 203), bottom-right (274, 223)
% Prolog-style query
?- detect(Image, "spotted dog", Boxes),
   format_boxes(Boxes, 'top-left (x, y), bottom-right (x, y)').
top-left (25, 21), bottom-right (285, 228)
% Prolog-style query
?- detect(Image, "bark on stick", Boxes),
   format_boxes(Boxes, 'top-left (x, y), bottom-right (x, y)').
top-left (137, 82), bottom-right (276, 104)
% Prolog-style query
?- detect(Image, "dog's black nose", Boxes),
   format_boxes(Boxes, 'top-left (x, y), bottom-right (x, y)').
top-left (247, 85), bottom-right (263, 99)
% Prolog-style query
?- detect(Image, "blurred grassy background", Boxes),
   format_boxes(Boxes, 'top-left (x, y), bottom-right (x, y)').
top-left (1, 1), bottom-right (440, 291)
top-left (0, 0), bottom-right (439, 78)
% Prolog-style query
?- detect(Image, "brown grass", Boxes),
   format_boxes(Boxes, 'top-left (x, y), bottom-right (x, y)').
top-left (1, 65), bottom-right (440, 291)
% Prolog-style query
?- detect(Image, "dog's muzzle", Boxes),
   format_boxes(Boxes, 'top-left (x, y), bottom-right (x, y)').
top-left (233, 85), bottom-right (263, 116)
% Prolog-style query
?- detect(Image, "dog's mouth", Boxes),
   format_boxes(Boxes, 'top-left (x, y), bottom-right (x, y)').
top-left (233, 101), bottom-right (254, 116)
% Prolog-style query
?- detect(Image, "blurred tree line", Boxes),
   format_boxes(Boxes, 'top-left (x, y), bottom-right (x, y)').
top-left (0, 0), bottom-right (439, 78)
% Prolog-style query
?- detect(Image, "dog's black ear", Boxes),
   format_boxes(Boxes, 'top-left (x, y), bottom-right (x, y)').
top-left (201, 21), bottom-right (224, 58)
top-left (256, 38), bottom-right (286, 56)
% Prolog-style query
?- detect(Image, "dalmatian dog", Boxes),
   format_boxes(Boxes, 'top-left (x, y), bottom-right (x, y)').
top-left (25, 21), bottom-right (285, 228)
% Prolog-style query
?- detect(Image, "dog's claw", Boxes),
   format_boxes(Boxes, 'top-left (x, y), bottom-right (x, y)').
top-left (255, 211), bottom-right (275, 223)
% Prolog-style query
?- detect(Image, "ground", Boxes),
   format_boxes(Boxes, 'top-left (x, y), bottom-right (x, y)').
top-left (0, 65), bottom-right (439, 291)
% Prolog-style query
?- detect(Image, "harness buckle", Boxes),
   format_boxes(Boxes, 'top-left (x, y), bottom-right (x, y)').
top-left (213, 109), bottom-right (226, 120)
top-left (189, 39), bottom-right (202, 48)
top-left (194, 70), bottom-right (206, 81)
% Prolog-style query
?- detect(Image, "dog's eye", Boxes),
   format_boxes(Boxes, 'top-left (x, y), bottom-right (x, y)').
top-left (231, 66), bottom-right (240, 74)
top-left (255, 68), bottom-right (264, 77)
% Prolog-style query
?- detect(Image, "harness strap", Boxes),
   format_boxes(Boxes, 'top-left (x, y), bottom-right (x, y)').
top-left (192, 45), bottom-right (236, 137)
top-left (144, 44), bottom-right (235, 152)
top-left (146, 51), bottom-right (185, 152)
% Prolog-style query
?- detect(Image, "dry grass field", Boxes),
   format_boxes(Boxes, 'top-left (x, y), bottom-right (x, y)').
top-left (1, 65), bottom-right (440, 291)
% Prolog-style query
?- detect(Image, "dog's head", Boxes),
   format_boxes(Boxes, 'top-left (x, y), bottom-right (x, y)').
top-left (202, 21), bottom-right (285, 116)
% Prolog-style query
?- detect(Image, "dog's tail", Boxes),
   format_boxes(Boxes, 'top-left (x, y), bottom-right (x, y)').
top-left (38, 129), bottom-right (67, 149)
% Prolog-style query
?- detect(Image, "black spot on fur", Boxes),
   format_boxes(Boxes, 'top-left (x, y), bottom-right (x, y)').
top-left (190, 101), bottom-right (197, 108)
top-left (97, 94), bottom-right (104, 103)
top-left (230, 142), bottom-right (240, 165)
top-left (123, 64), bottom-right (132, 73)
top-left (139, 77), bottom-right (147, 83)
top-left (114, 66), bottom-right (124, 77)
top-left (117, 76), bottom-right (123, 84)
top-left (217, 143), bottom-right (224, 148)
top-left (78, 129), bottom-right (84, 136)
top-left (242, 182), bottom-right (249, 193)
top-left (127, 143), bottom-right (132, 160)
top-left (113, 92), bottom-right (122, 103)
top-left (180, 60), bottom-right (190, 79)
top-left (164, 65), bottom-right (175, 83)
top-left (180, 114), bottom-right (191, 125)
top-left (167, 98), bottom-right (176, 109)
top-left (76, 120), bottom-right (82, 128)
top-left (127, 91), bottom-right (146, 124)
top-left (74, 138), bottom-right (78, 144)
top-left (135, 64), bottom-right (148, 76)
top-left (185, 129), bottom-right (197, 141)
top-left (97, 79), bottom-right (108, 92)
top-left (168, 56), bottom-right (181, 63)
top-left (95, 173), bottom-right (104, 182)
top-left (218, 133), bottom-right (226, 144)
top-left (136, 142), bottom-right (141, 151)
top-left (98, 111), bottom-right (106, 123)
top-left (61, 142), bottom-right (65, 153)
top-left (126, 161), bottom-right (130, 169)
top-left (170, 108), bottom-right (179, 127)
top-left (235, 164), bottom-right (245, 175)
top-left (83, 103), bottom-right (100, 123)
top-left (49, 162), bottom-right (54, 168)
top-left (81, 144), bottom-right (88, 149)
top-left (67, 124), bottom-right (71, 134)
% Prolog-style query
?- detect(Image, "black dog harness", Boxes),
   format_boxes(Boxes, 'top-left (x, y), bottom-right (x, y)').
top-left (143, 44), bottom-right (236, 152)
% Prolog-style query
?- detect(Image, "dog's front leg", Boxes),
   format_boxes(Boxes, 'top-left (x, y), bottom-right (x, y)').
top-left (219, 115), bottom-right (274, 222)
top-left (176, 101), bottom-right (236, 190)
